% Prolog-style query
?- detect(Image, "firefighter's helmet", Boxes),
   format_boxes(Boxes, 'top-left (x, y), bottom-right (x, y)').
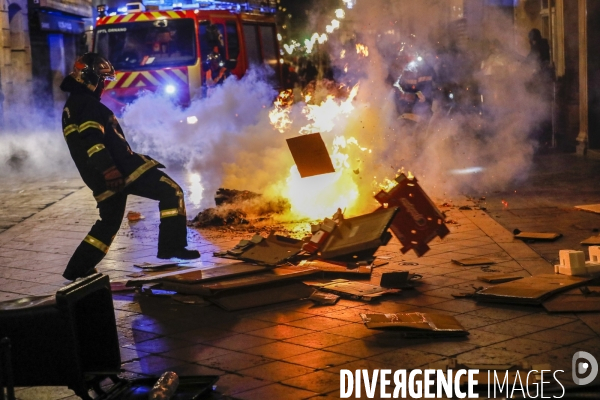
top-left (71, 53), bottom-right (116, 91)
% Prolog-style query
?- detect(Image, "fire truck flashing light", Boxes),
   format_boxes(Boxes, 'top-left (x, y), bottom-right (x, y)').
top-left (103, 0), bottom-right (276, 15)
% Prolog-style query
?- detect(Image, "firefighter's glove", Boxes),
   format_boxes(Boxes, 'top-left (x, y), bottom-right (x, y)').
top-left (103, 166), bottom-right (125, 192)
top-left (416, 91), bottom-right (426, 103)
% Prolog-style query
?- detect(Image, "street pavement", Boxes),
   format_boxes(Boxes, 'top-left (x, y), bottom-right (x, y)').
top-left (1, 153), bottom-right (599, 399)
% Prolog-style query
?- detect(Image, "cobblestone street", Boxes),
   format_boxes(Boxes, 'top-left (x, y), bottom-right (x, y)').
top-left (1, 159), bottom-right (599, 399)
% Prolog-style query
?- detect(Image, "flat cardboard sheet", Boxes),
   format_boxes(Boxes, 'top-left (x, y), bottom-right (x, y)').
top-left (514, 232), bottom-right (562, 241)
top-left (208, 281), bottom-right (314, 311)
top-left (298, 259), bottom-right (372, 276)
top-left (238, 234), bottom-right (303, 265)
top-left (359, 312), bottom-right (468, 337)
top-left (308, 291), bottom-right (340, 305)
top-left (542, 286), bottom-right (600, 312)
top-left (160, 265), bottom-right (318, 296)
top-left (380, 271), bottom-right (414, 289)
top-left (476, 273), bottom-right (591, 304)
top-left (575, 204), bottom-right (600, 214)
top-left (477, 274), bottom-right (524, 284)
top-left (126, 263), bottom-right (267, 286)
top-left (286, 133), bottom-right (335, 178)
top-left (134, 262), bottom-right (187, 270)
top-left (320, 208), bottom-right (398, 259)
top-left (374, 174), bottom-right (449, 256)
top-left (452, 257), bottom-right (497, 266)
top-left (581, 235), bottom-right (600, 246)
top-left (305, 279), bottom-right (399, 301)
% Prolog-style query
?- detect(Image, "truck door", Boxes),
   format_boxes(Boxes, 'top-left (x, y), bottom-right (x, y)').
top-left (198, 17), bottom-right (244, 80)
top-left (241, 22), bottom-right (282, 86)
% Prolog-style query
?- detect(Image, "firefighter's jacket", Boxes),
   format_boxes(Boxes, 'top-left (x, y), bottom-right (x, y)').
top-left (60, 76), bottom-right (160, 202)
top-left (394, 61), bottom-right (435, 122)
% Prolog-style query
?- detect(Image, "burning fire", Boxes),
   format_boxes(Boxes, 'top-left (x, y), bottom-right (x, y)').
top-left (268, 90), bottom-right (294, 133)
top-left (299, 84), bottom-right (359, 135)
top-left (356, 44), bottom-right (369, 57)
top-left (269, 84), bottom-right (370, 220)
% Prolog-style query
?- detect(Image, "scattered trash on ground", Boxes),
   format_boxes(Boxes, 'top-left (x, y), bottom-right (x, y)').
top-left (452, 257), bottom-right (497, 266)
top-left (477, 274), bottom-right (524, 284)
top-left (305, 279), bottom-right (400, 301)
top-left (308, 291), bottom-right (340, 305)
top-left (359, 312), bottom-right (469, 337)
top-left (374, 174), bottom-right (449, 256)
top-left (379, 271), bottom-right (422, 289)
top-left (513, 228), bottom-right (562, 241)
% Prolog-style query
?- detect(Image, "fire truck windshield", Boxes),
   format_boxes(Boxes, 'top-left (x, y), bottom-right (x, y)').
top-left (95, 18), bottom-right (197, 71)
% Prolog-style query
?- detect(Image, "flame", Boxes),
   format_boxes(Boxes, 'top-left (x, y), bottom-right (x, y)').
top-left (268, 90), bottom-right (294, 133)
top-left (356, 44), bottom-right (369, 57)
top-left (299, 84), bottom-right (359, 134)
top-left (187, 173), bottom-right (204, 207)
top-left (269, 83), bottom-right (370, 219)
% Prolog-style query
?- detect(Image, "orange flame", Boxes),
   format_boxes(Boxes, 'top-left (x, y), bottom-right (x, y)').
top-left (268, 89), bottom-right (294, 133)
top-left (356, 43), bottom-right (369, 57)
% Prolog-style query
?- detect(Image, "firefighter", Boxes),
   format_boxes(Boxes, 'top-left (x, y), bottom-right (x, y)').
top-left (205, 50), bottom-right (229, 96)
top-left (393, 42), bottom-right (435, 127)
top-left (59, 53), bottom-right (200, 281)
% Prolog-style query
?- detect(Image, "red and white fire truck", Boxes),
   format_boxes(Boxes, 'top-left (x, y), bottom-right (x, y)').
top-left (94, 0), bottom-right (282, 110)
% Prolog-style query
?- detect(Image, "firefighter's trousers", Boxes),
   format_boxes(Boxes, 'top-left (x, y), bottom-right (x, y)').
top-left (62, 168), bottom-right (188, 280)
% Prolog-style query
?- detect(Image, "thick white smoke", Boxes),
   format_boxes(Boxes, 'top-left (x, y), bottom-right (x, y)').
top-left (0, 112), bottom-right (74, 178)
top-left (316, 0), bottom-right (543, 198)
top-left (122, 67), bottom-right (294, 211)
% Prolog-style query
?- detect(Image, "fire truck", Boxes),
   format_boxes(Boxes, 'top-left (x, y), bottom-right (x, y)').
top-left (94, 0), bottom-right (282, 111)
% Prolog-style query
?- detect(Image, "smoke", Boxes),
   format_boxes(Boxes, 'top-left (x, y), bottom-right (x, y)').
top-left (122, 67), bottom-right (294, 211)
top-left (0, 107), bottom-right (74, 178)
top-left (117, 0), bottom-right (547, 218)
top-left (301, 0), bottom-right (544, 199)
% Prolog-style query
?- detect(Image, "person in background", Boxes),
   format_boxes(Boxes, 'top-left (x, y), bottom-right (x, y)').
top-left (59, 53), bottom-right (200, 281)
top-left (393, 42), bottom-right (436, 127)
top-left (205, 48), bottom-right (229, 96)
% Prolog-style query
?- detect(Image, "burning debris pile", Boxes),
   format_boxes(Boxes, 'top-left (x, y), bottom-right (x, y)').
top-left (126, 173), bottom-right (452, 316)
top-left (190, 188), bottom-right (291, 228)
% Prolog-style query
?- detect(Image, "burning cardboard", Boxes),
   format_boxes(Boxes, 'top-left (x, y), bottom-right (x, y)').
top-left (476, 273), bottom-right (592, 305)
top-left (319, 207), bottom-right (398, 260)
top-left (374, 174), bottom-right (449, 256)
top-left (359, 312), bottom-right (468, 337)
top-left (305, 279), bottom-right (399, 301)
top-left (286, 133), bottom-right (335, 178)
